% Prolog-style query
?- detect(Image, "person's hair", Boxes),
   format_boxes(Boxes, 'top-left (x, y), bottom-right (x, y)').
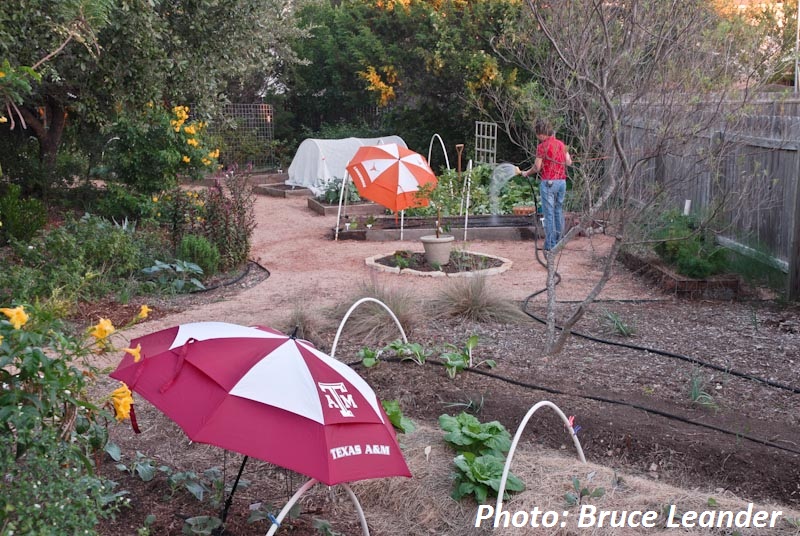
top-left (535, 119), bottom-right (553, 137)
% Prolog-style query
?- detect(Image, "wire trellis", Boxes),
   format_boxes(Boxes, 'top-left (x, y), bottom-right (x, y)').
top-left (208, 103), bottom-right (275, 170)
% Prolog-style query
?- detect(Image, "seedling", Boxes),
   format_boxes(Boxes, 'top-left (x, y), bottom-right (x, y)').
top-left (688, 369), bottom-right (717, 409)
top-left (564, 476), bottom-right (605, 507)
top-left (440, 335), bottom-right (495, 379)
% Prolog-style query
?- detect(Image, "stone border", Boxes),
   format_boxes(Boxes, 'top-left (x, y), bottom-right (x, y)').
top-left (365, 251), bottom-right (513, 277)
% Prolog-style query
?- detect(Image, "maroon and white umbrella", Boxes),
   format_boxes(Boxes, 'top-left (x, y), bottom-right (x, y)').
top-left (110, 322), bottom-right (410, 486)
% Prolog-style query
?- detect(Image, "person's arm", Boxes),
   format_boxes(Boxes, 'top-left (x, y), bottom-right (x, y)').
top-left (564, 150), bottom-right (573, 167)
top-left (533, 156), bottom-right (543, 174)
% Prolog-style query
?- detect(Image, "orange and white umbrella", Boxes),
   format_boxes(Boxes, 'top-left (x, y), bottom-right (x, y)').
top-left (346, 143), bottom-right (437, 213)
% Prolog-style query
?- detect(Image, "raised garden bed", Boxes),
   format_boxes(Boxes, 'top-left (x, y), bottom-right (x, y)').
top-left (254, 182), bottom-right (312, 197)
top-left (618, 250), bottom-right (740, 299)
top-left (307, 197), bottom-right (388, 217)
top-left (366, 250), bottom-right (512, 277)
top-left (334, 214), bottom-right (541, 242)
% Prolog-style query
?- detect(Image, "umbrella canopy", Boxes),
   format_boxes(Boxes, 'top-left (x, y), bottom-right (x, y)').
top-left (110, 322), bottom-right (411, 486)
top-left (346, 143), bottom-right (437, 212)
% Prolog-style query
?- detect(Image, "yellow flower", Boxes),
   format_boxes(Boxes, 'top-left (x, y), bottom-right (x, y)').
top-left (137, 305), bottom-right (151, 319)
top-left (124, 343), bottom-right (142, 363)
top-left (111, 383), bottom-right (133, 422)
top-left (0, 116), bottom-right (7, 124)
top-left (184, 124), bottom-right (196, 135)
top-left (182, 155), bottom-right (191, 163)
top-left (202, 158), bottom-right (211, 166)
top-left (209, 148), bottom-right (220, 159)
top-left (1, 306), bottom-right (29, 330)
top-left (0, 71), bottom-right (5, 78)
top-left (186, 138), bottom-right (199, 147)
top-left (90, 318), bottom-right (115, 340)
top-left (146, 101), bottom-right (153, 108)
top-left (0, 335), bottom-right (4, 345)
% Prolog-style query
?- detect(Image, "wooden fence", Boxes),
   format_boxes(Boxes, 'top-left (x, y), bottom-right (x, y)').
top-left (618, 97), bottom-right (800, 300)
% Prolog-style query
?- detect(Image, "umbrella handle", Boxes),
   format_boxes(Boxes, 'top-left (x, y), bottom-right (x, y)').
top-left (265, 478), bottom-right (370, 536)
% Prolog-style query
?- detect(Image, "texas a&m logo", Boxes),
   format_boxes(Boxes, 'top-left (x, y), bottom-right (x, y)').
top-left (318, 382), bottom-right (357, 417)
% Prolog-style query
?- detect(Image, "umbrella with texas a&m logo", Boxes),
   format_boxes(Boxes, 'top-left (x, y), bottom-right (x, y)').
top-left (110, 321), bottom-right (411, 486)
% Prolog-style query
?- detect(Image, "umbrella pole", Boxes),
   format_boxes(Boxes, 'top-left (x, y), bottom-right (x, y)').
top-left (400, 210), bottom-right (404, 241)
top-left (219, 455), bottom-right (249, 526)
top-left (334, 174), bottom-right (349, 241)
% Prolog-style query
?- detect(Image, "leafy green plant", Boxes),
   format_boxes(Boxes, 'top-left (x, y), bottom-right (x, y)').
top-left (141, 259), bottom-right (206, 294)
top-left (319, 177), bottom-right (361, 204)
top-left (0, 183), bottom-right (47, 244)
top-left (113, 451), bottom-right (161, 482)
top-left (439, 335), bottom-right (496, 379)
top-left (564, 476), bottom-right (606, 507)
top-left (178, 234), bottom-right (221, 277)
top-left (393, 250), bottom-right (411, 269)
top-left (384, 339), bottom-right (430, 365)
top-left (439, 413), bottom-right (524, 502)
top-left (381, 399), bottom-right (416, 434)
top-left (358, 346), bottom-right (382, 368)
top-left (601, 309), bottom-right (636, 337)
top-left (313, 518), bottom-right (345, 536)
top-left (182, 515), bottom-right (222, 535)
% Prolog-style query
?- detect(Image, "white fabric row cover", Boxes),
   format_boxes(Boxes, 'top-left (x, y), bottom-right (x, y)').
top-left (286, 136), bottom-right (407, 195)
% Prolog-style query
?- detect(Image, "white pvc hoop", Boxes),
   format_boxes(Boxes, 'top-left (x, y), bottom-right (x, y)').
top-left (334, 173), bottom-right (351, 241)
top-left (494, 401), bottom-right (586, 518)
top-left (265, 478), bottom-right (370, 536)
top-left (330, 297), bottom-right (409, 359)
top-left (427, 133), bottom-right (451, 171)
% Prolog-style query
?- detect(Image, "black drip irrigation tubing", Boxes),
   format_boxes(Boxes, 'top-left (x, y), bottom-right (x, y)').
top-left (347, 357), bottom-right (800, 457)
top-left (188, 259), bottom-right (270, 294)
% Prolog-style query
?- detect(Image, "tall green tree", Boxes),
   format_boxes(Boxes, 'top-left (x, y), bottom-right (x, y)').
top-left (286, 0), bottom-right (528, 162)
top-left (1, 0), bottom-right (305, 171)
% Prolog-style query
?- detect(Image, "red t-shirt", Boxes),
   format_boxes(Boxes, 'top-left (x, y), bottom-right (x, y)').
top-left (536, 136), bottom-right (567, 180)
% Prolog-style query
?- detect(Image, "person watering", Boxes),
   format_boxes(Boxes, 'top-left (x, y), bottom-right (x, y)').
top-left (520, 119), bottom-right (572, 251)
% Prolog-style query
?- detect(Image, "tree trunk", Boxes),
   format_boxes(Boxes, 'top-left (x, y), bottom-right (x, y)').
top-left (19, 95), bottom-right (68, 172)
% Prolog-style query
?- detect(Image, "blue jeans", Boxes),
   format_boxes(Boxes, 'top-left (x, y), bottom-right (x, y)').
top-left (539, 179), bottom-right (566, 250)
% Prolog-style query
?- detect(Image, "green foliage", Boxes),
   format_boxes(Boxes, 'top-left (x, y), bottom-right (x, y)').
top-left (312, 518), bottom-right (344, 536)
top-left (652, 211), bottom-right (728, 279)
top-left (201, 171), bottom-right (256, 270)
top-left (384, 339), bottom-right (430, 365)
top-left (141, 260), bottom-right (206, 294)
top-left (182, 516), bottom-right (222, 535)
top-left (105, 104), bottom-right (219, 195)
top-left (565, 476), bottom-right (606, 507)
top-left (92, 183), bottom-right (157, 222)
top-left (0, 183), bottom-right (47, 244)
top-left (381, 399), bottom-right (416, 434)
top-left (0, 214), bottom-right (167, 314)
top-left (358, 346), bottom-right (382, 368)
top-left (440, 334), bottom-right (496, 379)
top-left (0, 303), bottom-right (127, 533)
top-left (439, 412), bottom-right (524, 502)
top-left (318, 177), bottom-right (361, 204)
top-left (178, 234), bottom-right (220, 278)
top-left (439, 412), bottom-right (511, 457)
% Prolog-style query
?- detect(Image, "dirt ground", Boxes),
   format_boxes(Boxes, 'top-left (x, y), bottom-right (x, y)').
top-left (93, 193), bottom-right (800, 535)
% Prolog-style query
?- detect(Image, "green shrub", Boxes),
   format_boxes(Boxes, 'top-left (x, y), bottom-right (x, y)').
top-left (0, 214), bottom-right (169, 313)
top-left (92, 183), bottom-right (156, 222)
top-left (0, 304), bottom-right (128, 533)
top-left (178, 234), bottom-right (220, 277)
top-left (105, 104), bottom-right (219, 195)
top-left (653, 211), bottom-right (727, 279)
top-left (0, 183), bottom-right (47, 244)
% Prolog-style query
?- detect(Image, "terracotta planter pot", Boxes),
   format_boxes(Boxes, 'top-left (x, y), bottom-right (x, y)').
top-left (420, 234), bottom-right (455, 266)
